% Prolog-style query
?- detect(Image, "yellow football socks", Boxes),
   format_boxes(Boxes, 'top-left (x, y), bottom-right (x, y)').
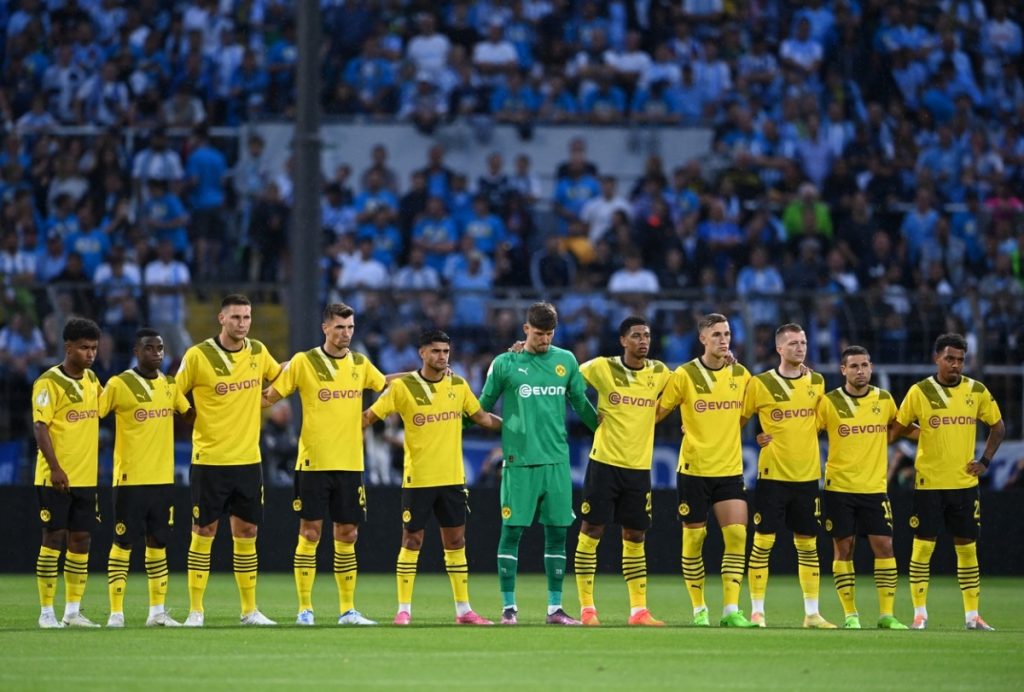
top-left (36, 546), bottom-right (61, 608)
top-left (294, 535), bottom-right (318, 612)
top-left (107, 544), bottom-right (131, 613)
top-left (334, 540), bottom-right (358, 614)
top-left (187, 533), bottom-right (213, 613)
top-left (233, 536), bottom-right (258, 615)
top-left (833, 559), bottom-right (856, 616)
top-left (444, 548), bottom-right (470, 604)
top-left (955, 542), bottom-right (980, 616)
top-left (874, 557), bottom-right (898, 617)
top-left (682, 527), bottom-right (707, 610)
top-left (909, 538), bottom-right (935, 610)
top-left (574, 533), bottom-right (600, 609)
top-left (622, 540), bottom-right (648, 610)
top-left (396, 547), bottom-right (419, 608)
top-left (64, 551), bottom-right (90, 607)
top-left (720, 524), bottom-right (747, 611)
top-left (145, 546), bottom-right (169, 609)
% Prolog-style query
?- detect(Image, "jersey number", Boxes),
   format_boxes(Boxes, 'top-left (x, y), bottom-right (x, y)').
top-left (168, 505), bottom-right (175, 527)
top-left (881, 500), bottom-right (893, 521)
top-left (814, 497), bottom-right (821, 518)
top-left (973, 499), bottom-right (981, 521)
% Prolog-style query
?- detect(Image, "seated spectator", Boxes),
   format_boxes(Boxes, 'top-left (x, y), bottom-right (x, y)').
top-left (143, 239), bottom-right (192, 360)
top-left (392, 247), bottom-right (441, 291)
top-left (64, 200), bottom-right (111, 278)
top-left (337, 235), bottom-right (389, 292)
top-left (449, 250), bottom-right (494, 327)
top-left (490, 70), bottom-right (540, 131)
top-left (398, 73), bottom-right (448, 135)
top-left (472, 17), bottom-right (518, 88)
top-left (782, 183), bottom-right (834, 241)
top-left (92, 246), bottom-right (142, 326)
top-left (631, 79), bottom-right (683, 125)
top-left (475, 152), bottom-right (514, 214)
top-left (343, 39), bottom-right (398, 116)
top-left (553, 159), bottom-right (601, 234)
top-left (357, 207), bottom-right (403, 268)
top-left (607, 248), bottom-right (659, 295)
top-left (580, 175), bottom-right (631, 244)
top-left (0, 311), bottom-right (48, 380)
top-left (461, 196), bottom-right (508, 256)
top-left (530, 234), bottom-right (577, 291)
top-left (736, 245), bottom-right (785, 326)
top-left (354, 170), bottom-right (399, 225)
top-left (412, 196), bottom-right (458, 273)
top-left (537, 74), bottom-right (579, 123)
top-left (697, 198), bottom-right (744, 277)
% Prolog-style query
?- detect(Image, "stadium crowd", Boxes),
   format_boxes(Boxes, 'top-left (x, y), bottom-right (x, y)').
top-left (1, 0), bottom-right (1024, 453)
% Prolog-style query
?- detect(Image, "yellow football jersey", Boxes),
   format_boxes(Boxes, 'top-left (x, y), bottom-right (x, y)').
top-left (176, 337), bottom-right (281, 466)
top-left (370, 372), bottom-right (481, 488)
top-left (660, 358), bottom-right (751, 477)
top-left (743, 369), bottom-right (825, 482)
top-left (580, 356), bottom-right (670, 470)
top-left (896, 376), bottom-right (1002, 489)
top-left (818, 386), bottom-right (896, 494)
top-left (32, 365), bottom-right (102, 487)
top-left (99, 369), bottom-right (191, 486)
top-left (272, 348), bottom-right (386, 471)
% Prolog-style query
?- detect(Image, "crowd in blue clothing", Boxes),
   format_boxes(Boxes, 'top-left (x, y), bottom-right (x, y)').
top-left (1, 0), bottom-right (1024, 418)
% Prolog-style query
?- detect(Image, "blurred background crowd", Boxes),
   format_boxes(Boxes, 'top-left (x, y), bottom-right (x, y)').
top-left (0, 0), bottom-right (1022, 484)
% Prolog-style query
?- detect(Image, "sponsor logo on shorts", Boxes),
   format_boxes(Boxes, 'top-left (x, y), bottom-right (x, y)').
top-left (825, 519), bottom-right (833, 532)
top-left (318, 388), bottom-right (361, 402)
top-left (753, 512), bottom-right (762, 525)
top-left (678, 502), bottom-right (690, 516)
top-left (554, 364), bottom-right (567, 377)
top-left (66, 409), bottom-right (98, 423)
top-left (292, 499), bottom-right (302, 512)
top-left (608, 392), bottom-right (655, 407)
top-left (927, 415), bottom-right (976, 428)
top-left (501, 506), bottom-right (512, 520)
top-left (836, 423), bottom-right (887, 437)
top-left (693, 399), bottom-right (742, 413)
top-left (115, 522), bottom-right (126, 535)
top-left (39, 509), bottom-right (51, 522)
top-left (518, 385), bottom-right (566, 398)
top-left (581, 501), bottom-right (591, 515)
top-left (134, 407), bottom-right (173, 422)
top-left (769, 407), bottom-right (815, 422)
top-left (402, 509), bottom-right (412, 523)
top-left (214, 378), bottom-right (261, 395)
top-left (411, 411), bottom-right (460, 426)
top-left (909, 515), bottom-right (919, 528)
top-left (192, 505), bottom-right (200, 519)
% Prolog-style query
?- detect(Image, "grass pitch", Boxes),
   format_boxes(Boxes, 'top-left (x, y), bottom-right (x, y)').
top-left (1, 573), bottom-right (1021, 691)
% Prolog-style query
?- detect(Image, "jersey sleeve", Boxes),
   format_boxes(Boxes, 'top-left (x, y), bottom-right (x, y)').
top-left (579, 358), bottom-right (600, 388)
top-left (271, 353), bottom-right (301, 398)
top-left (31, 378), bottom-right (59, 425)
top-left (175, 349), bottom-right (198, 395)
top-left (895, 386), bottom-right (921, 426)
top-left (262, 346), bottom-right (283, 383)
top-left (364, 359), bottom-right (386, 392)
top-left (98, 377), bottom-right (120, 417)
top-left (461, 383), bottom-right (482, 417)
top-left (370, 382), bottom-right (401, 420)
top-left (742, 377), bottom-right (763, 419)
top-left (566, 358), bottom-right (599, 431)
top-left (885, 397), bottom-right (897, 424)
top-left (659, 368), bottom-right (686, 410)
top-left (977, 386), bottom-right (1002, 426)
top-left (815, 394), bottom-right (830, 431)
top-left (173, 380), bottom-right (191, 414)
top-left (478, 356), bottom-right (506, 411)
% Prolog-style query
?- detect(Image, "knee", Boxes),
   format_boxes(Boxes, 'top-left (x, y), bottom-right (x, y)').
top-left (67, 532), bottom-right (91, 554)
top-left (621, 528), bottom-right (645, 544)
top-left (114, 540), bottom-right (133, 551)
top-left (443, 533), bottom-right (466, 551)
top-left (333, 524), bottom-right (357, 544)
top-left (41, 530), bottom-right (66, 550)
top-left (301, 525), bottom-right (322, 543)
top-left (193, 523), bottom-right (217, 538)
top-left (581, 522), bottom-right (604, 540)
top-left (402, 532), bottom-right (424, 551)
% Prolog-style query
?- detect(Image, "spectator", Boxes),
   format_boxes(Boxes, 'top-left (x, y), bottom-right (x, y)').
top-left (0, 311), bottom-right (47, 380)
top-left (412, 196), bottom-right (458, 273)
top-left (736, 245), bottom-right (785, 326)
top-left (782, 183), bottom-right (834, 242)
top-left (143, 239), bottom-right (192, 360)
top-left (407, 13), bottom-right (451, 85)
top-left (580, 175), bottom-right (631, 244)
top-left (185, 125), bottom-right (227, 278)
top-left (607, 248), bottom-right (659, 294)
top-left (530, 234), bottom-right (576, 291)
top-left (461, 196), bottom-right (507, 256)
top-left (392, 247), bottom-right (441, 292)
top-left (131, 128), bottom-right (184, 203)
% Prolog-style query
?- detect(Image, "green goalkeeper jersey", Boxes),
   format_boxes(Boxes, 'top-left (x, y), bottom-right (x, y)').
top-left (479, 346), bottom-right (598, 467)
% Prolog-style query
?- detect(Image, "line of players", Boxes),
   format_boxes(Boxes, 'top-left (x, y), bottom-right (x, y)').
top-left (31, 297), bottom-right (1004, 630)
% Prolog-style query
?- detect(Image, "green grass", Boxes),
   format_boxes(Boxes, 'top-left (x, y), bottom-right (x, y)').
top-left (1, 572), bottom-right (1022, 690)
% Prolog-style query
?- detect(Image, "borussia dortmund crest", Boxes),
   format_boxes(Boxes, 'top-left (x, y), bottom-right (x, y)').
top-left (678, 503), bottom-right (690, 516)
top-left (292, 499), bottom-right (302, 512)
top-left (581, 501), bottom-right (591, 515)
top-left (40, 509), bottom-right (51, 522)
top-left (909, 516), bottom-right (919, 528)
top-left (555, 364), bottom-right (567, 377)
top-left (501, 506), bottom-right (512, 520)
top-left (402, 510), bottom-right (412, 523)
top-left (115, 522), bottom-right (127, 536)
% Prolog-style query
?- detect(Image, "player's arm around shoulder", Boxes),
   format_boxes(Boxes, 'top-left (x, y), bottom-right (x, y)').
top-left (889, 385), bottom-right (920, 442)
top-left (478, 352), bottom-right (510, 410)
top-left (364, 378), bottom-right (401, 428)
top-left (263, 352), bottom-right (301, 407)
top-left (656, 366), bottom-right (685, 423)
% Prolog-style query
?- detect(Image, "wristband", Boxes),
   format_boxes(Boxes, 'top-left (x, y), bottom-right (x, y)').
top-left (978, 456), bottom-right (991, 468)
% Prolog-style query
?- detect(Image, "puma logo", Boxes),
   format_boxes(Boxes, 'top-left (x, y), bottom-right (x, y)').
top-left (518, 367), bottom-right (529, 375)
